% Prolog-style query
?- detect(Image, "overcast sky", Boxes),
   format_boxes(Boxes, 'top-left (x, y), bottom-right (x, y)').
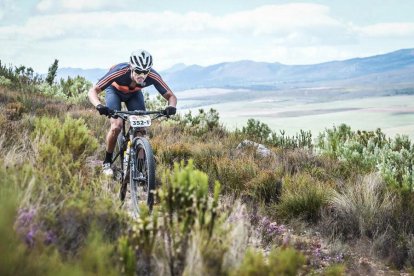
top-left (1, 0), bottom-right (413, 73)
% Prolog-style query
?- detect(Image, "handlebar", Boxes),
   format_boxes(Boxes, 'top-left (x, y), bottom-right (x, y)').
top-left (109, 109), bottom-right (167, 120)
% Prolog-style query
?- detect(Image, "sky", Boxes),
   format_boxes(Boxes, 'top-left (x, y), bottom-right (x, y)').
top-left (1, 0), bottom-right (413, 73)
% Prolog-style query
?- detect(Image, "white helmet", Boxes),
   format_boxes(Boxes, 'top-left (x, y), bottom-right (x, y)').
top-left (130, 50), bottom-right (153, 71)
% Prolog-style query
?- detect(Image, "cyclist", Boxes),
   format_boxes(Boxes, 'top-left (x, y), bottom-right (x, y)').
top-left (88, 49), bottom-right (177, 176)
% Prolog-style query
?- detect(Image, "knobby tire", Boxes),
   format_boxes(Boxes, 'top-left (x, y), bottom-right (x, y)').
top-left (130, 137), bottom-right (156, 216)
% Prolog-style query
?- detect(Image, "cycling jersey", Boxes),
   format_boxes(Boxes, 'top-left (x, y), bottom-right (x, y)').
top-left (96, 62), bottom-right (171, 95)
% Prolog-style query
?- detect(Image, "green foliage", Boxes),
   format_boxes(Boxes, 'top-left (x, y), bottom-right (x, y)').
top-left (246, 169), bottom-right (282, 203)
top-left (144, 91), bottom-right (167, 111)
top-left (74, 227), bottom-right (119, 276)
top-left (232, 247), bottom-right (306, 276)
top-left (240, 118), bottom-right (313, 149)
top-left (214, 156), bottom-right (259, 195)
top-left (60, 76), bottom-right (92, 105)
top-left (0, 75), bottom-right (13, 88)
top-left (232, 248), bottom-right (268, 275)
top-left (317, 124), bottom-right (414, 191)
top-left (46, 59), bottom-right (59, 85)
top-left (159, 160), bottom-right (221, 275)
top-left (270, 129), bottom-right (313, 149)
top-left (180, 108), bottom-right (221, 135)
top-left (118, 236), bottom-right (136, 276)
top-left (118, 204), bottom-right (159, 276)
top-left (36, 75), bottom-right (92, 106)
top-left (377, 135), bottom-right (414, 191)
top-left (323, 264), bottom-right (346, 275)
top-left (275, 173), bottom-right (331, 223)
top-left (0, 60), bottom-right (42, 90)
top-left (267, 247), bottom-right (306, 275)
top-left (32, 115), bottom-right (98, 184)
top-left (242, 118), bottom-right (272, 143)
top-left (0, 162), bottom-right (122, 276)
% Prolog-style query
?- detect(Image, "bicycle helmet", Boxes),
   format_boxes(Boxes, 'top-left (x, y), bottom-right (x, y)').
top-left (130, 50), bottom-right (153, 71)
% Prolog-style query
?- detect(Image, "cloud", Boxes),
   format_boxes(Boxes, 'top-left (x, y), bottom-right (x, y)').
top-left (35, 0), bottom-right (134, 13)
top-left (5, 4), bottom-right (352, 43)
top-left (1, 3), bottom-right (413, 72)
top-left (356, 22), bottom-right (414, 38)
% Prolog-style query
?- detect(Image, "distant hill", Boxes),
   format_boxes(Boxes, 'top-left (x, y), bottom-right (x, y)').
top-left (56, 67), bottom-right (107, 83)
top-left (56, 48), bottom-right (414, 91)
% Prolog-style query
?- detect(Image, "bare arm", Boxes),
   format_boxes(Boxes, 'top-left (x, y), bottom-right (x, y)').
top-left (88, 85), bottom-right (103, 107)
top-left (162, 90), bottom-right (177, 107)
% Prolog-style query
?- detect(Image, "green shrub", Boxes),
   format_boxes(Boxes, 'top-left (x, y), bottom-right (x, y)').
top-left (377, 135), bottom-right (414, 191)
top-left (118, 204), bottom-right (158, 276)
top-left (267, 247), bottom-right (306, 275)
top-left (317, 124), bottom-right (414, 191)
top-left (231, 248), bottom-right (268, 275)
top-left (144, 91), bottom-right (167, 111)
top-left (32, 115), bottom-right (98, 184)
top-left (180, 108), bottom-right (222, 136)
top-left (274, 173), bottom-right (331, 223)
top-left (158, 160), bottom-right (221, 276)
top-left (214, 156), bottom-right (258, 195)
top-left (240, 119), bottom-right (313, 149)
top-left (245, 169), bottom-right (282, 204)
top-left (0, 75), bottom-right (12, 88)
top-left (231, 247), bottom-right (306, 276)
top-left (323, 264), bottom-right (346, 275)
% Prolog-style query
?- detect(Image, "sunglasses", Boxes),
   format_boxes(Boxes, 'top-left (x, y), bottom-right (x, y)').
top-left (133, 68), bottom-right (150, 75)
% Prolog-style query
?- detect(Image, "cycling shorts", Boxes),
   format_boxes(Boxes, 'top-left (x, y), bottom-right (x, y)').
top-left (105, 85), bottom-right (145, 111)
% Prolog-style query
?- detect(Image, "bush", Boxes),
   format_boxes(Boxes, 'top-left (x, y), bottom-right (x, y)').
top-left (180, 108), bottom-right (222, 136)
top-left (241, 118), bottom-right (272, 143)
top-left (245, 169), bottom-right (282, 204)
top-left (158, 160), bottom-right (221, 275)
top-left (231, 247), bottom-right (306, 276)
top-left (240, 119), bottom-right (313, 149)
top-left (214, 156), bottom-right (258, 195)
top-left (32, 115), bottom-right (98, 184)
top-left (274, 173), bottom-right (331, 223)
top-left (323, 174), bottom-right (394, 239)
top-left (317, 124), bottom-right (414, 191)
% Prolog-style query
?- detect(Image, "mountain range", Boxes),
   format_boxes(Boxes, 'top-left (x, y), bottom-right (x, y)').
top-left (56, 48), bottom-right (414, 91)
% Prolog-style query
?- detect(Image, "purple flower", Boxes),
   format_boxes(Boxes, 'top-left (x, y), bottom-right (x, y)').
top-left (44, 230), bottom-right (57, 245)
top-left (16, 208), bottom-right (36, 229)
top-left (25, 228), bottom-right (37, 247)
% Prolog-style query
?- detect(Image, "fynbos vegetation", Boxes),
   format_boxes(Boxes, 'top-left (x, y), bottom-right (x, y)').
top-left (1, 61), bottom-right (414, 275)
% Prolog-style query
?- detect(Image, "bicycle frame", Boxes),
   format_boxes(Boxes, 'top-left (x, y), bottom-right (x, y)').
top-left (110, 110), bottom-right (164, 180)
top-left (108, 110), bottom-right (165, 209)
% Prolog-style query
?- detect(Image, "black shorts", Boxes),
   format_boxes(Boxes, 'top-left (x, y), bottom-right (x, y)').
top-left (105, 85), bottom-right (145, 111)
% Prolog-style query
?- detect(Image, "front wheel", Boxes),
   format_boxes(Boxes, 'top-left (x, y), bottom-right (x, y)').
top-left (130, 137), bottom-right (156, 216)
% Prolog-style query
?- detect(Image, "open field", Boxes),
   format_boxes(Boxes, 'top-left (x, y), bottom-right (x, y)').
top-left (177, 88), bottom-right (414, 139)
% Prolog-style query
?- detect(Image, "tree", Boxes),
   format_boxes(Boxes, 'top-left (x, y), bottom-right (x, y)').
top-left (46, 59), bottom-right (59, 85)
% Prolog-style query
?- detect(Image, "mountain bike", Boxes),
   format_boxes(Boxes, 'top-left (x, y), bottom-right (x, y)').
top-left (108, 109), bottom-right (166, 217)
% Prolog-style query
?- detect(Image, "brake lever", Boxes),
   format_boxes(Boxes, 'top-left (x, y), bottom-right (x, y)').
top-left (153, 113), bottom-right (165, 120)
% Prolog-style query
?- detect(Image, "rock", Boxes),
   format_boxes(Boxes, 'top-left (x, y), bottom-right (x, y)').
top-left (236, 139), bottom-right (273, 158)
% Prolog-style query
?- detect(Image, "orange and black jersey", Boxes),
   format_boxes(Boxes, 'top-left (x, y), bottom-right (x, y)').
top-left (96, 62), bottom-right (171, 94)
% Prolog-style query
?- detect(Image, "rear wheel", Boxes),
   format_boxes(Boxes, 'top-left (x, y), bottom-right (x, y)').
top-left (130, 137), bottom-right (156, 216)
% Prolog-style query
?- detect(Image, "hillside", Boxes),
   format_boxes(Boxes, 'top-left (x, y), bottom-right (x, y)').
top-left (1, 60), bottom-right (414, 275)
top-left (57, 48), bottom-right (414, 91)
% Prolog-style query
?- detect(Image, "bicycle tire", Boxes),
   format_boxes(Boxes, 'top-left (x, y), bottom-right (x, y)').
top-left (130, 137), bottom-right (156, 215)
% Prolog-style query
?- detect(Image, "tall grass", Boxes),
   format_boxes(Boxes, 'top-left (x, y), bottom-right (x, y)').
top-left (322, 174), bottom-right (395, 239)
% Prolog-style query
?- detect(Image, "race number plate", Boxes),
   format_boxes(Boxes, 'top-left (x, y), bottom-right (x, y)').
top-left (128, 115), bottom-right (151, 127)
